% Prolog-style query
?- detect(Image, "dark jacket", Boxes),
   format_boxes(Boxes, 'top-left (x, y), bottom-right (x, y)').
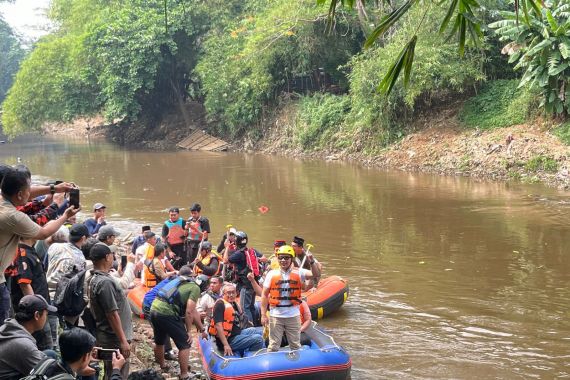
top-left (0, 318), bottom-right (46, 380)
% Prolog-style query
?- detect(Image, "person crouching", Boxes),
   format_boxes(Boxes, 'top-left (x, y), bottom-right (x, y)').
top-left (208, 282), bottom-right (264, 356)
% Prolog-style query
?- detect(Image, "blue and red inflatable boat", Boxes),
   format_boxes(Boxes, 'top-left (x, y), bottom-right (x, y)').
top-left (197, 321), bottom-right (351, 380)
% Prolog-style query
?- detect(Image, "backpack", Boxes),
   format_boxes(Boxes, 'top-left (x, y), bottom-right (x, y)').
top-left (156, 275), bottom-right (196, 314)
top-left (20, 358), bottom-right (74, 380)
top-left (53, 269), bottom-right (88, 317)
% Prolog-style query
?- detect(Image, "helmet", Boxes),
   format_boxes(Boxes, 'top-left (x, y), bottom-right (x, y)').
top-left (277, 245), bottom-right (295, 258)
top-left (195, 274), bottom-right (210, 292)
top-left (201, 241), bottom-right (212, 251)
top-left (235, 231), bottom-right (248, 248)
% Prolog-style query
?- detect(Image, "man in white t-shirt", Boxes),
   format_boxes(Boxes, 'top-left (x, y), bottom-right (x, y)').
top-left (260, 245), bottom-right (314, 351)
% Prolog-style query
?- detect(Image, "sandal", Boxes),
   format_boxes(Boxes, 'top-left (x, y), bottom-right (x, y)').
top-left (165, 350), bottom-right (177, 361)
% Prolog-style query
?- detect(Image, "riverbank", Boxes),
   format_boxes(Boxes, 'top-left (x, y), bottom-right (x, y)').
top-left (41, 100), bottom-right (570, 190)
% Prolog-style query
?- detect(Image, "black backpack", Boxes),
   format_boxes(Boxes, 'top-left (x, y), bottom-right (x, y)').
top-left (53, 269), bottom-right (88, 317)
top-left (20, 358), bottom-right (74, 380)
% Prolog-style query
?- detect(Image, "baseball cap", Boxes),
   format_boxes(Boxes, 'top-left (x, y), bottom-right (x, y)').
top-left (90, 242), bottom-right (112, 261)
top-left (69, 223), bottom-right (89, 238)
top-left (229, 227), bottom-right (237, 235)
top-left (98, 225), bottom-right (119, 240)
top-left (19, 294), bottom-right (57, 313)
top-left (93, 203), bottom-right (106, 211)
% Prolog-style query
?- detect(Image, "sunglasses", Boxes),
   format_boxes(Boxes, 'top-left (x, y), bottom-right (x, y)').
top-left (277, 255), bottom-right (292, 261)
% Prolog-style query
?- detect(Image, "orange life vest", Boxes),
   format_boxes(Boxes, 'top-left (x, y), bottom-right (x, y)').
top-left (193, 252), bottom-right (222, 276)
top-left (165, 219), bottom-right (186, 246)
top-left (188, 217), bottom-right (203, 241)
top-left (299, 301), bottom-right (310, 325)
top-left (143, 245), bottom-right (157, 287)
top-left (268, 269), bottom-right (302, 308)
top-left (208, 299), bottom-right (238, 337)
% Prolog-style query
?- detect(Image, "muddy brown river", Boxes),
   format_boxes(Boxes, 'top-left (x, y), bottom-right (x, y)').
top-left (2, 135), bottom-right (570, 379)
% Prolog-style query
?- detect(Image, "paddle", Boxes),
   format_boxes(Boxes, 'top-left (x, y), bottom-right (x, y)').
top-left (299, 243), bottom-right (314, 269)
top-left (221, 224), bottom-right (233, 279)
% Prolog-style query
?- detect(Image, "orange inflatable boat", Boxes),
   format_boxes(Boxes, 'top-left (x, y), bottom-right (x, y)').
top-left (127, 275), bottom-right (349, 320)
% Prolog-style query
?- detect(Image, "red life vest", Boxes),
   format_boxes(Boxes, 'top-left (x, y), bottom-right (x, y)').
top-left (245, 248), bottom-right (260, 276)
top-left (165, 219), bottom-right (185, 246)
top-left (268, 269), bottom-right (302, 308)
top-left (208, 299), bottom-right (238, 337)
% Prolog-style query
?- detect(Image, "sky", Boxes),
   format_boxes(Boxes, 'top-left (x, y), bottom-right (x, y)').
top-left (0, 0), bottom-right (52, 41)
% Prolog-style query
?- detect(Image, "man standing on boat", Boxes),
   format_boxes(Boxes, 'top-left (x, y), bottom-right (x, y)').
top-left (161, 207), bottom-right (186, 269)
top-left (291, 236), bottom-right (321, 287)
top-left (260, 245), bottom-right (314, 352)
top-left (224, 231), bottom-right (263, 325)
top-left (185, 203), bottom-right (210, 264)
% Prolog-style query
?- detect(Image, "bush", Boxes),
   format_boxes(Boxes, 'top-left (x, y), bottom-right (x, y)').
top-left (343, 5), bottom-right (485, 150)
top-left (195, 0), bottom-right (361, 136)
top-left (553, 122), bottom-right (570, 145)
top-left (525, 155), bottom-right (558, 173)
top-left (459, 79), bottom-right (537, 130)
top-left (296, 93), bottom-right (350, 149)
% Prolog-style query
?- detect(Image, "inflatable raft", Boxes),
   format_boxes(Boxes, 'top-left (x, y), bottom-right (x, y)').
top-left (305, 275), bottom-right (348, 320)
top-left (127, 275), bottom-right (349, 320)
top-left (197, 322), bottom-right (351, 380)
top-left (127, 283), bottom-right (149, 318)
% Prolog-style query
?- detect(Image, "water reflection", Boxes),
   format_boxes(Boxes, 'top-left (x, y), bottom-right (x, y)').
top-left (2, 135), bottom-right (570, 379)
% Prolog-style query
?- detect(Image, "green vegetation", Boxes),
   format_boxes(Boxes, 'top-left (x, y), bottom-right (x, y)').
top-left (2, 0), bottom-right (243, 135)
top-left (553, 121), bottom-right (570, 145)
top-left (0, 0), bottom-right (567, 155)
top-left (490, 1), bottom-right (570, 115)
top-left (0, 16), bottom-right (25, 105)
top-left (196, 0), bottom-right (361, 136)
top-left (459, 80), bottom-right (537, 129)
top-left (525, 155), bottom-right (559, 173)
top-left (296, 94), bottom-right (350, 149)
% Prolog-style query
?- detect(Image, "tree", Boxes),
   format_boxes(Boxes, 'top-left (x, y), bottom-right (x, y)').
top-left (321, 0), bottom-right (542, 98)
top-left (0, 15), bottom-right (25, 105)
top-left (490, 1), bottom-right (570, 115)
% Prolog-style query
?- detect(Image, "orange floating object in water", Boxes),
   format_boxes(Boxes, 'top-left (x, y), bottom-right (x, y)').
top-left (258, 205), bottom-right (269, 213)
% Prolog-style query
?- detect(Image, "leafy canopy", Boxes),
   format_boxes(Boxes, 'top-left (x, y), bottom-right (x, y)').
top-left (490, 1), bottom-right (570, 115)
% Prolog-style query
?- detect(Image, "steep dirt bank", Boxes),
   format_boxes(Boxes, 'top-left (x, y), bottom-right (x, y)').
top-left (42, 100), bottom-right (570, 189)
top-left (245, 101), bottom-right (570, 189)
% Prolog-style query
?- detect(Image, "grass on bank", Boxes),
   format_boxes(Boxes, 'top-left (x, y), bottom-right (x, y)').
top-left (459, 79), bottom-right (537, 130)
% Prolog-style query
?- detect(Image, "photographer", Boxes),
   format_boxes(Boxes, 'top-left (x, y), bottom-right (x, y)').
top-left (27, 328), bottom-right (126, 380)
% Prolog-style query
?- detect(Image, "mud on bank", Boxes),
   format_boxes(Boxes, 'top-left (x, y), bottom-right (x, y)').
top-left (42, 101), bottom-right (570, 190)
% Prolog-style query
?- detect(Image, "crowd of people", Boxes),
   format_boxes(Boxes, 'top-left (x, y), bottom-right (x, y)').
top-left (0, 164), bottom-right (323, 380)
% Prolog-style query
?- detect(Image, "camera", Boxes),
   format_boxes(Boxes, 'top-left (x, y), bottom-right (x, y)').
top-left (94, 347), bottom-right (118, 361)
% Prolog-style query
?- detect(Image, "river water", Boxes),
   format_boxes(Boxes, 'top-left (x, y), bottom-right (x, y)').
top-left (2, 135), bottom-right (570, 379)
